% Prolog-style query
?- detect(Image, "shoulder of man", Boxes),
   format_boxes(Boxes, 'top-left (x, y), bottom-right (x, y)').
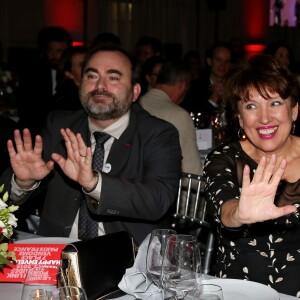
top-left (131, 102), bottom-right (179, 132)
top-left (43, 109), bottom-right (88, 137)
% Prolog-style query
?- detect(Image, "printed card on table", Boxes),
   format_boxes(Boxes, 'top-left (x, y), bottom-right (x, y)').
top-left (196, 128), bottom-right (213, 150)
top-left (0, 244), bottom-right (66, 283)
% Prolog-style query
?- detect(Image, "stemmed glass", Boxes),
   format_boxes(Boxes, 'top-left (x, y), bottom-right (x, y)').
top-left (161, 234), bottom-right (202, 300)
top-left (146, 229), bottom-right (176, 289)
top-left (48, 286), bottom-right (88, 300)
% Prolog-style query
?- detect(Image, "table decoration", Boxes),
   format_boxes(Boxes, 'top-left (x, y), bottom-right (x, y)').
top-left (0, 184), bottom-right (18, 270)
top-left (0, 244), bottom-right (66, 282)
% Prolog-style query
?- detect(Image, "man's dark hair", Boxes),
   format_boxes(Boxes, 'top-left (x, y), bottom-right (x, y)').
top-left (81, 44), bottom-right (136, 85)
top-left (156, 59), bottom-right (190, 86)
top-left (37, 26), bottom-right (73, 52)
top-left (206, 41), bottom-right (232, 59)
top-left (136, 36), bottom-right (162, 54)
top-left (59, 46), bottom-right (88, 73)
top-left (142, 56), bottom-right (165, 77)
top-left (92, 32), bottom-right (121, 47)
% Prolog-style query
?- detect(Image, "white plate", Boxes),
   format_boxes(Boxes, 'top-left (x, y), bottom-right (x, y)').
top-left (200, 278), bottom-right (280, 300)
top-left (14, 237), bottom-right (78, 244)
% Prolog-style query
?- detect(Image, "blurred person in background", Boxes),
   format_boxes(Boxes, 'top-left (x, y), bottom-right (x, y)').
top-left (138, 56), bottom-right (165, 97)
top-left (181, 41), bottom-right (232, 140)
top-left (264, 40), bottom-right (292, 71)
top-left (140, 59), bottom-right (202, 176)
top-left (17, 26), bottom-right (73, 136)
top-left (133, 36), bottom-right (162, 80)
top-left (51, 46), bottom-right (87, 111)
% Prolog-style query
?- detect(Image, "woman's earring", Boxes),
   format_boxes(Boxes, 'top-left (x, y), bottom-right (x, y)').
top-left (291, 121), bottom-right (296, 135)
top-left (238, 128), bottom-right (247, 141)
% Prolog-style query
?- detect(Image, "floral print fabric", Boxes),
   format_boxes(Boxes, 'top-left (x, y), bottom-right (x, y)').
top-left (203, 142), bottom-right (300, 297)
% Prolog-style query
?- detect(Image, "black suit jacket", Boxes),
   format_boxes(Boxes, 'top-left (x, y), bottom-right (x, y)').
top-left (5, 104), bottom-right (181, 245)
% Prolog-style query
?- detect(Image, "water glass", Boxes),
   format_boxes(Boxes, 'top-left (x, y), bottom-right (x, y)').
top-left (193, 284), bottom-right (224, 300)
top-left (146, 229), bottom-right (176, 288)
top-left (49, 286), bottom-right (88, 300)
top-left (21, 266), bottom-right (62, 300)
top-left (161, 234), bottom-right (202, 300)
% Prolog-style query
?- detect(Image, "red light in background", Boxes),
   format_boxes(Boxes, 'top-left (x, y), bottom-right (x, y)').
top-left (72, 41), bottom-right (84, 47)
top-left (244, 44), bottom-right (266, 59)
top-left (243, 0), bottom-right (269, 39)
top-left (44, 0), bottom-right (83, 34)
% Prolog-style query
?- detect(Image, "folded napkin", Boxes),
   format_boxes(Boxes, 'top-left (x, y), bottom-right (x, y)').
top-left (118, 234), bottom-right (169, 300)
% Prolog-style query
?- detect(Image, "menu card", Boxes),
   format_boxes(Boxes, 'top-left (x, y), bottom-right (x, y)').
top-left (0, 244), bottom-right (66, 283)
top-left (196, 128), bottom-right (213, 150)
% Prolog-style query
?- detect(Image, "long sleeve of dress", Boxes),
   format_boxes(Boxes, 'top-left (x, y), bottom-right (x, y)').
top-left (203, 142), bottom-right (300, 297)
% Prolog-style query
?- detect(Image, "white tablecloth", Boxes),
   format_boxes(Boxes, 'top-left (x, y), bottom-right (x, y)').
top-left (2, 233), bottom-right (299, 300)
top-left (1, 282), bottom-right (297, 300)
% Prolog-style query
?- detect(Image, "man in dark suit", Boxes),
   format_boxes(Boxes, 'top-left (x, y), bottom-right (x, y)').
top-left (3, 45), bottom-right (181, 245)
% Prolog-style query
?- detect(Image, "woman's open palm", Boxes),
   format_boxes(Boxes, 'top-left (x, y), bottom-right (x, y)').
top-left (238, 155), bottom-right (296, 224)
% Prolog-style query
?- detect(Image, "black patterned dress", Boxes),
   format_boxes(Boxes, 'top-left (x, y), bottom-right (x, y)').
top-left (203, 142), bottom-right (300, 297)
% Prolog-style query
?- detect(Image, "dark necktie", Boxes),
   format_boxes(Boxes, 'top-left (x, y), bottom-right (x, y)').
top-left (78, 132), bottom-right (111, 240)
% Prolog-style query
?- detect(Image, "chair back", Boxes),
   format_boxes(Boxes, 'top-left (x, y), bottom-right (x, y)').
top-left (175, 173), bottom-right (207, 222)
top-left (171, 172), bottom-right (215, 275)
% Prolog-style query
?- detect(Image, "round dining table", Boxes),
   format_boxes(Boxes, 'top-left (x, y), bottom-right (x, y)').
top-left (0, 281), bottom-right (298, 300)
top-left (1, 231), bottom-right (299, 300)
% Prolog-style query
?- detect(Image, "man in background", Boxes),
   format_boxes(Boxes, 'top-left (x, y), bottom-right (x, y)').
top-left (181, 42), bottom-right (232, 127)
top-left (180, 42), bottom-right (232, 146)
top-left (134, 36), bottom-right (162, 80)
top-left (17, 26), bottom-right (73, 136)
top-left (140, 59), bottom-right (202, 176)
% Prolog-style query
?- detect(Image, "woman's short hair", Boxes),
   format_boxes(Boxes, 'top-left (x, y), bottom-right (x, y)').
top-left (224, 54), bottom-right (299, 116)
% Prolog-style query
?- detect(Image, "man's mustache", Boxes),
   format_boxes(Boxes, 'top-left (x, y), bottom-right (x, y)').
top-left (90, 88), bottom-right (113, 98)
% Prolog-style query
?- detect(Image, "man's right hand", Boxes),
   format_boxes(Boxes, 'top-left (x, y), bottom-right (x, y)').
top-left (7, 129), bottom-right (54, 187)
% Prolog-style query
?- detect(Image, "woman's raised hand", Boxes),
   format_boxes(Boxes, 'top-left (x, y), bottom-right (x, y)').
top-left (237, 154), bottom-right (297, 224)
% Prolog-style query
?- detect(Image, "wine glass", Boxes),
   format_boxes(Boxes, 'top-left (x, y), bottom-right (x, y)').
top-left (146, 229), bottom-right (176, 288)
top-left (161, 234), bottom-right (202, 300)
top-left (49, 286), bottom-right (88, 300)
top-left (21, 266), bottom-right (62, 300)
top-left (192, 284), bottom-right (224, 300)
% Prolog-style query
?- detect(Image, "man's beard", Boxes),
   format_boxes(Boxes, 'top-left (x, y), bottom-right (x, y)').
top-left (80, 88), bottom-right (133, 120)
